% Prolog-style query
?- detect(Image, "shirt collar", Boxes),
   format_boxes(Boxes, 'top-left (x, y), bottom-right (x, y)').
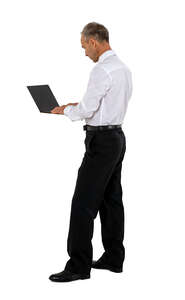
top-left (98, 49), bottom-right (116, 63)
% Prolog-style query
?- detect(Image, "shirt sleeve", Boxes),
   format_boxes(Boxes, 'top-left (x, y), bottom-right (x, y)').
top-left (63, 66), bottom-right (112, 121)
top-left (128, 71), bottom-right (133, 101)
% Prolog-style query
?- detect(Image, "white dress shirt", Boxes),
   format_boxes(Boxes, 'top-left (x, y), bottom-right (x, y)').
top-left (63, 49), bottom-right (133, 126)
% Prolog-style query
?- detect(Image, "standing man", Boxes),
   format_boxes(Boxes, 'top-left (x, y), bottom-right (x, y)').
top-left (49, 22), bottom-right (133, 282)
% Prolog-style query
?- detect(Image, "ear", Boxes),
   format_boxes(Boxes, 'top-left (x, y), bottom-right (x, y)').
top-left (89, 38), bottom-right (93, 45)
top-left (90, 38), bottom-right (97, 48)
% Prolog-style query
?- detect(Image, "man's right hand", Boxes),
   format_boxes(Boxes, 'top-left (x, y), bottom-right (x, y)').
top-left (66, 102), bottom-right (79, 106)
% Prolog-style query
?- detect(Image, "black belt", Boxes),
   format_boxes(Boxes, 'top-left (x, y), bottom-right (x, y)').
top-left (83, 124), bottom-right (122, 131)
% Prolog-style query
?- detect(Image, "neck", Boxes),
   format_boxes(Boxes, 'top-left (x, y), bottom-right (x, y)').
top-left (98, 45), bottom-right (112, 59)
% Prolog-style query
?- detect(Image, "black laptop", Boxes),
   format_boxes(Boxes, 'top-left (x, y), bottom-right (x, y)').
top-left (27, 84), bottom-right (59, 113)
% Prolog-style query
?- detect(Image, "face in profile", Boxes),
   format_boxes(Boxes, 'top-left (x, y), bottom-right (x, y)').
top-left (81, 34), bottom-right (99, 62)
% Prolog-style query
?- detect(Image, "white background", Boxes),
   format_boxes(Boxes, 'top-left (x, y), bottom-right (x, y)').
top-left (0, 0), bottom-right (185, 298)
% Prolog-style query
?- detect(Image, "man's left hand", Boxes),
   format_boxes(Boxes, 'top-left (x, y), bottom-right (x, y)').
top-left (50, 105), bottom-right (67, 114)
top-left (50, 103), bottom-right (79, 114)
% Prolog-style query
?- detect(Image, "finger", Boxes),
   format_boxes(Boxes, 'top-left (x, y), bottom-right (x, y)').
top-left (51, 107), bottom-right (59, 113)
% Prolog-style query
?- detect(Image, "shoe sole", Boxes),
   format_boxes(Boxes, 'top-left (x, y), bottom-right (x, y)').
top-left (92, 263), bottom-right (122, 273)
top-left (49, 274), bottom-right (90, 282)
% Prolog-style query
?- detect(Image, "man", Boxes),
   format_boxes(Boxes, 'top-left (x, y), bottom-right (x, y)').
top-left (49, 22), bottom-right (133, 282)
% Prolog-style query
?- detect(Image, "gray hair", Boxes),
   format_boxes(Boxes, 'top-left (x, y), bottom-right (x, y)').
top-left (81, 22), bottom-right (109, 43)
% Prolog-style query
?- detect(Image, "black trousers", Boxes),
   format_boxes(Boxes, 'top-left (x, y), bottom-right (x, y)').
top-left (64, 127), bottom-right (126, 275)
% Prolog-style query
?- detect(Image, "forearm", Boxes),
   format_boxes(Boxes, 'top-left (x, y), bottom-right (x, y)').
top-left (63, 100), bottom-right (97, 121)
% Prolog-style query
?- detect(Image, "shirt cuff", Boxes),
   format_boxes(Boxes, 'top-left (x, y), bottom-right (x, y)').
top-left (63, 105), bottom-right (72, 116)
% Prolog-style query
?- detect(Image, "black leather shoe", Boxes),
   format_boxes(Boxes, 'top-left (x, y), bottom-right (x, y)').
top-left (92, 258), bottom-right (123, 273)
top-left (49, 270), bottom-right (90, 282)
